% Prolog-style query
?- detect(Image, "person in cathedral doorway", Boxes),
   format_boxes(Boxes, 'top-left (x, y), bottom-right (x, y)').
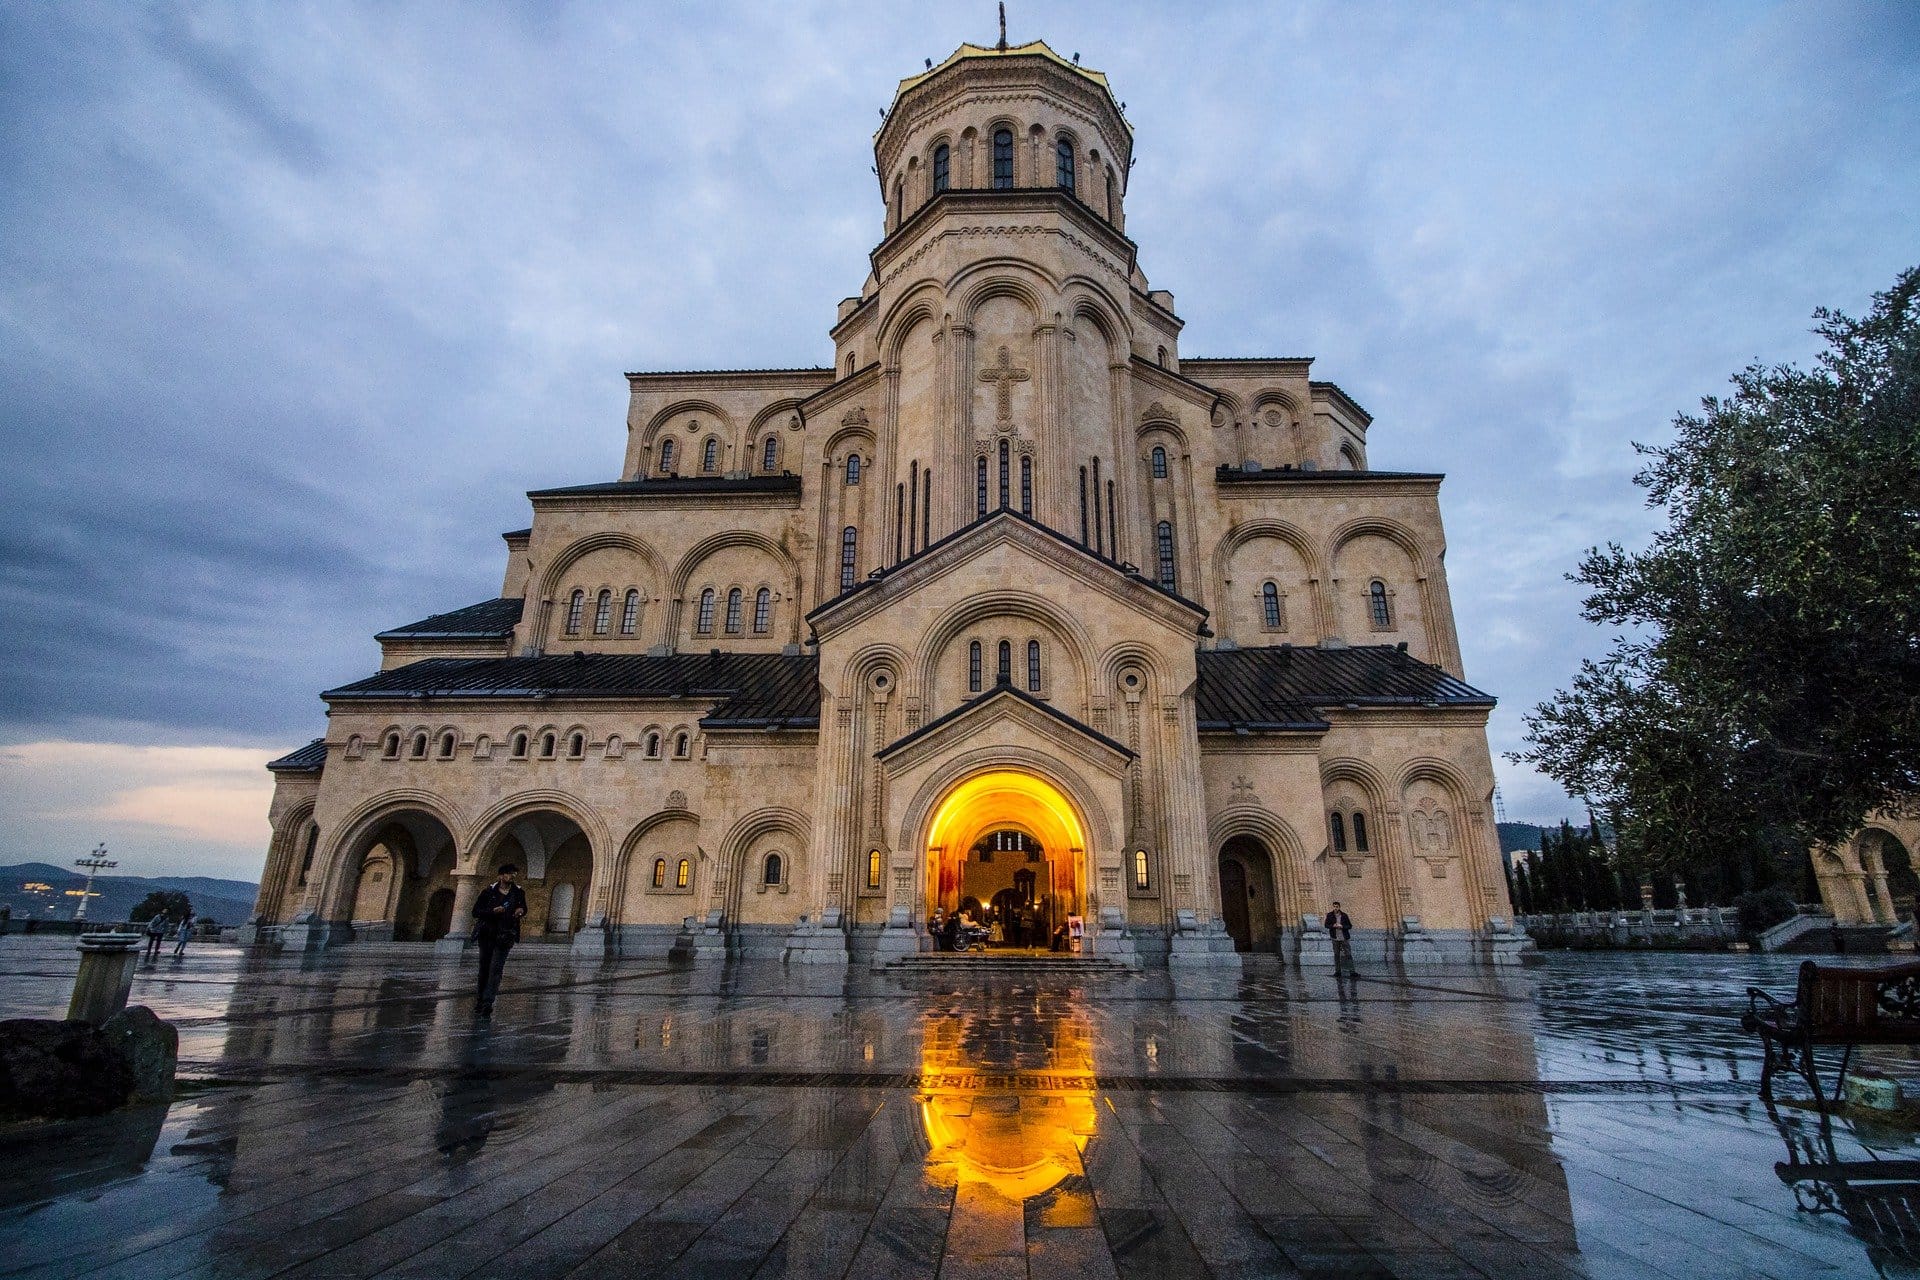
top-left (928, 908), bottom-right (946, 952)
top-left (473, 863), bottom-right (527, 1017)
top-left (1324, 901), bottom-right (1355, 972)
top-left (941, 910), bottom-right (961, 953)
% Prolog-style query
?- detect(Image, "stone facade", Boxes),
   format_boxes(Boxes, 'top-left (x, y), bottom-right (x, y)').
top-left (248, 39), bottom-right (1518, 968)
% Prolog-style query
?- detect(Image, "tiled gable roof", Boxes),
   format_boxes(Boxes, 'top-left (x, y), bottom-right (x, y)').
top-left (1195, 644), bottom-right (1493, 732)
top-left (376, 598), bottom-right (524, 641)
top-left (267, 739), bottom-right (328, 772)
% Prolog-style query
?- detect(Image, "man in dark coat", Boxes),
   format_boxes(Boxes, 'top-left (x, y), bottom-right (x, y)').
top-left (1324, 901), bottom-right (1355, 972)
top-left (473, 863), bottom-right (528, 1016)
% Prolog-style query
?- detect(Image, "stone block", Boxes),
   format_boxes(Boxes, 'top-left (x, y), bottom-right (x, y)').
top-left (1842, 1070), bottom-right (1903, 1111)
top-left (99, 1006), bottom-right (177, 1103)
top-left (0, 1019), bottom-right (136, 1118)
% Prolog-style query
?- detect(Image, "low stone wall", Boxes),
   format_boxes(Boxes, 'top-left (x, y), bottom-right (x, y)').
top-left (1520, 908), bottom-right (1741, 951)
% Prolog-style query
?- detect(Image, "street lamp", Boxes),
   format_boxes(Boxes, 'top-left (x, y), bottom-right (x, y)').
top-left (72, 843), bottom-right (117, 923)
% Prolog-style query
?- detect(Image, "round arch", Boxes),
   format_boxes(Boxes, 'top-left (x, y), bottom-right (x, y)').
top-left (913, 588), bottom-right (1097, 711)
top-left (1328, 516), bottom-right (1431, 572)
top-left (313, 790), bottom-right (463, 925)
top-left (912, 763), bottom-right (1098, 941)
top-left (1209, 808), bottom-right (1312, 927)
top-left (638, 398), bottom-right (735, 453)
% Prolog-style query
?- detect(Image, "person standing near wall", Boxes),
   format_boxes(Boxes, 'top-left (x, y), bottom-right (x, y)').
top-left (1324, 901), bottom-right (1355, 972)
top-left (472, 863), bottom-right (527, 1017)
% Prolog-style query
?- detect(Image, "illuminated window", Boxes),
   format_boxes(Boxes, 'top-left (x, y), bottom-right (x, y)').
top-left (868, 848), bottom-right (883, 890)
top-left (676, 858), bottom-right (690, 889)
top-left (1133, 849), bottom-right (1149, 890)
top-left (652, 858), bottom-right (666, 888)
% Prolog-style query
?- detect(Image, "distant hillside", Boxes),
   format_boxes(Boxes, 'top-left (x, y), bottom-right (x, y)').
top-left (0, 862), bottom-right (257, 926)
top-left (1498, 823), bottom-right (1549, 854)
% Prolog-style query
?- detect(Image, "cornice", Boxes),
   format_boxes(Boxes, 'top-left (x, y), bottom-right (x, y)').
top-left (877, 59), bottom-right (1131, 179)
top-left (872, 192), bottom-right (1137, 289)
top-left (625, 369), bottom-right (834, 391)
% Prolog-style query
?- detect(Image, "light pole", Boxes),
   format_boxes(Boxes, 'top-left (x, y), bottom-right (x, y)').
top-left (72, 843), bottom-right (117, 923)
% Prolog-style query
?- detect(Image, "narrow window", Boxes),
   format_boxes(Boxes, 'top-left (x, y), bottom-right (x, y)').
top-left (658, 438), bottom-right (675, 473)
top-left (968, 640), bottom-right (982, 693)
top-left (976, 455), bottom-right (989, 517)
top-left (510, 732), bottom-right (528, 759)
top-left (1056, 136), bottom-right (1075, 193)
top-left (764, 853), bottom-right (783, 886)
top-left (1353, 812), bottom-right (1370, 853)
top-left (845, 454), bottom-right (861, 485)
top-left (923, 468), bottom-right (932, 547)
top-left (593, 589), bottom-right (612, 634)
top-left (645, 732), bottom-right (661, 758)
top-left (676, 858), bottom-right (690, 889)
top-left (383, 732), bottom-right (401, 759)
top-left (841, 526), bottom-right (858, 590)
top-left (992, 128), bottom-right (1014, 189)
top-left (998, 439), bottom-right (1010, 509)
top-left (1262, 581), bottom-right (1283, 630)
top-left (846, 353), bottom-right (856, 376)
top-left (621, 588), bottom-right (640, 635)
top-left (1151, 446), bottom-right (1168, 478)
top-left (996, 640), bottom-right (1012, 686)
top-left (702, 437), bottom-right (719, 473)
top-left (867, 848), bottom-right (883, 890)
top-left (410, 732), bottom-right (427, 759)
top-left (1330, 812), bottom-right (1347, 853)
top-left (891, 175), bottom-right (903, 225)
top-left (1106, 168), bottom-right (1117, 218)
top-left (1156, 345), bottom-right (1166, 367)
top-left (908, 461), bottom-right (918, 553)
top-left (762, 436), bottom-right (778, 471)
top-left (753, 587), bottom-right (771, 634)
top-left (696, 587), bottom-right (716, 634)
top-left (568, 732), bottom-right (584, 759)
top-left (1369, 580), bottom-right (1393, 629)
top-left (1027, 639), bottom-right (1041, 692)
top-left (1107, 479), bottom-right (1117, 554)
top-left (540, 732), bottom-right (556, 758)
top-left (723, 587), bottom-right (742, 634)
top-left (932, 143), bottom-right (950, 192)
top-left (1134, 848), bottom-right (1149, 891)
top-left (438, 732), bottom-right (456, 759)
top-left (564, 589), bottom-right (585, 634)
top-left (674, 732), bottom-right (690, 758)
top-left (1091, 458), bottom-right (1103, 554)
top-left (1155, 521), bottom-right (1177, 590)
top-left (1078, 465), bottom-right (1089, 544)
top-left (299, 825), bottom-right (317, 885)
top-left (652, 858), bottom-right (666, 889)
top-left (893, 484), bottom-right (905, 561)
top-left (1019, 456), bottom-right (1032, 515)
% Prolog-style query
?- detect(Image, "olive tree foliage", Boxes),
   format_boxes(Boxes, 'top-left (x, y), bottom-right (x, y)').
top-left (1518, 268), bottom-right (1920, 879)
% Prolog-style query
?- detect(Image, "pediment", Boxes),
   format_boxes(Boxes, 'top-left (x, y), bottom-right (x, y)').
top-left (808, 510), bottom-right (1208, 642)
top-left (877, 685), bottom-right (1132, 777)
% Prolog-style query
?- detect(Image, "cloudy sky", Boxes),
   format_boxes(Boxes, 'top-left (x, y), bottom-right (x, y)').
top-left (1, 1), bottom-right (1914, 883)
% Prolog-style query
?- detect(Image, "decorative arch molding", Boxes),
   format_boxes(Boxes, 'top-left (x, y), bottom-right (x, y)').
top-left (1065, 291), bottom-right (1129, 361)
top-left (638, 398), bottom-right (736, 453)
top-left (1208, 806), bottom-right (1312, 922)
top-left (1328, 516), bottom-right (1431, 572)
top-left (1135, 417), bottom-right (1192, 449)
top-left (821, 423), bottom-right (879, 463)
top-left (912, 587), bottom-right (1098, 708)
top-left (1096, 640), bottom-right (1177, 698)
top-left (876, 292), bottom-right (945, 366)
top-left (838, 641), bottom-right (913, 699)
top-left (1249, 387), bottom-right (1303, 417)
top-left (952, 263), bottom-right (1056, 323)
top-left (718, 807), bottom-right (813, 869)
top-left (746, 398), bottom-right (807, 442)
top-left (1212, 519), bottom-right (1326, 584)
top-left (1318, 758), bottom-right (1392, 811)
top-left (1396, 756), bottom-right (1475, 805)
top-left (537, 532), bottom-right (668, 602)
top-left (668, 529), bottom-right (801, 614)
top-left (896, 747), bottom-right (1118, 858)
top-left (607, 807), bottom-right (705, 922)
top-left (464, 789), bottom-right (610, 881)
top-left (313, 789), bottom-right (464, 923)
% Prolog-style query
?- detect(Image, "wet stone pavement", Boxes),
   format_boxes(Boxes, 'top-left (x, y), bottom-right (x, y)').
top-left (3, 939), bottom-right (1920, 1278)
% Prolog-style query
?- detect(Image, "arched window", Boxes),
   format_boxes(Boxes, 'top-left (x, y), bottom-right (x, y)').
top-left (298, 824), bottom-right (318, 885)
top-left (1330, 812), bottom-right (1347, 853)
top-left (845, 454), bottom-right (861, 485)
top-left (540, 732), bottom-right (556, 758)
top-left (998, 439), bottom-right (1010, 509)
top-left (992, 127), bottom-right (1014, 189)
top-left (564, 589), bottom-right (585, 635)
top-left (1105, 168), bottom-right (1116, 217)
top-left (674, 732), bottom-right (690, 759)
top-left (1262, 581), bottom-right (1283, 630)
top-left (438, 732), bottom-right (456, 759)
top-left (976, 455), bottom-right (989, 516)
top-left (695, 587), bottom-right (716, 634)
top-left (761, 436), bottom-right (778, 472)
top-left (1369, 580), bottom-right (1392, 629)
top-left (645, 732), bottom-right (661, 759)
top-left (753, 587), bottom-right (772, 634)
top-left (932, 142), bottom-right (950, 192)
top-left (763, 853), bottom-right (783, 886)
top-left (652, 858), bottom-right (666, 889)
top-left (1151, 446), bottom-right (1168, 478)
top-left (621, 589), bottom-right (640, 635)
top-left (658, 438), bottom-right (675, 473)
top-left (996, 639), bottom-right (1012, 686)
top-left (702, 437), bottom-right (719, 473)
top-left (676, 858), bottom-right (691, 889)
top-left (840, 527), bottom-right (858, 590)
top-left (509, 732), bottom-right (528, 759)
top-left (891, 174), bottom-right (903, 226)
top-left (1019, 455), bottom-right (1032, 515)
top-left (1352, 812), bottom-right (1370, 853)
top-left (568, 732), bottom-right (585, 759)
top-left (724, 587), bottom-right (743, 634)
top-left (410, 731), bottom-right (428, 759)
top-left (1134, 848), bottom-right (1150, 891)
top-left (1027, 639), bottom-right (1041, 692)
top-left (968, 640), bottom-right (983, 693)
top-left (382, 732), bottom-right (401, 759)
top-left (867, 848), bottom-right (883, 890)
top-left (1155, 521), bottom-right (1177, 590)
top-left (593, 589), bottom-right (612, 634)
top-left (1056, 136), bottom-right (1075, 193)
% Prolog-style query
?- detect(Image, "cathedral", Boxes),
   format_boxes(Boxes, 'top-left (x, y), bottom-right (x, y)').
top-left (247, 36), bottom-right (1524, 968)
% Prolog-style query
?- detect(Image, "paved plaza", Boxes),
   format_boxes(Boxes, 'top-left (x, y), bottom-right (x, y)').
top-left (3, 939), bottom-right (1919, 1278)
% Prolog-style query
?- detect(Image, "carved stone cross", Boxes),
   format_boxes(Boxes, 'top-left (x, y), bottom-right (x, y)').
top-left (978, 345), bottom-right (1029, 424)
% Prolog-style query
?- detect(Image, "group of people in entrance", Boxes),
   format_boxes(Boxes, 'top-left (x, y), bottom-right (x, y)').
top-left (926, 905), bottom-right (1079, 952)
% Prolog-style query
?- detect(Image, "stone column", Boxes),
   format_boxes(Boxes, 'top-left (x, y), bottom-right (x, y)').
top-left (69, 933), bottom-right (142, 1024)
top-left (435, 874), bottom-right (485, 953)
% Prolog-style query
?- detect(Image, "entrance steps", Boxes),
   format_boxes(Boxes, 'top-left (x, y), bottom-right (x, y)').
top-left (882, 951), bottom-right (1131, 976)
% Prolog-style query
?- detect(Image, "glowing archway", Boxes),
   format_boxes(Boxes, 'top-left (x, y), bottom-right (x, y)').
top-left (923, 769), bottom-right (1088, 923)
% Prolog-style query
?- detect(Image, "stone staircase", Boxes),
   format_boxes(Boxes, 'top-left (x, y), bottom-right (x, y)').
top-left (882, 951), bottom-right (1132, 977)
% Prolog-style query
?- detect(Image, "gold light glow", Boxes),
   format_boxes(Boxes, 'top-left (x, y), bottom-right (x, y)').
top-left (924, 769), bottom-right (1087, 914)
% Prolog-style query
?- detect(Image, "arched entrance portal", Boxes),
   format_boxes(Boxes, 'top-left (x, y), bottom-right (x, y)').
top-left (926, 770), bottom-right (1088, 951)
top-left (1218, 836), bottom-right (1279, 953)
top-left (478, 810), bottom-right (595, 941)
top-left (340, 809), bottom-right (457, 943)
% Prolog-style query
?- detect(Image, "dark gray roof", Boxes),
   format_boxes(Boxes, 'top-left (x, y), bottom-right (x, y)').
top-left (267, 739), bottom-right (327, 772)
top-left (1195, 644), bottom-right (1493, 732)
top-left (528, 475), bottom-right (802, 499)
top-left (1214, 465), bottom-right (1442, 484)
top-left (877, 684), bottom-right (1133, 761)
top-left (324, 652), bottom-right (821, 729)
top-left (376, 598), bottom-right (524, 641)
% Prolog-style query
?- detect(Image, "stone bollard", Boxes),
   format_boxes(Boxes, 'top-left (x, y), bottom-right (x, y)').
top-left (69, 932), bottom-right (143, 1024)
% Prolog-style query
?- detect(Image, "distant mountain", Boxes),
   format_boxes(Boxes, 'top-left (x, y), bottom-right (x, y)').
top-left (0, 862), bottom-right (257, 926)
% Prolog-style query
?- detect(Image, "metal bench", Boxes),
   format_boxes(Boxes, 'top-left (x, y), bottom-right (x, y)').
top-left (1743, 959), bottom-right (1920, 1105)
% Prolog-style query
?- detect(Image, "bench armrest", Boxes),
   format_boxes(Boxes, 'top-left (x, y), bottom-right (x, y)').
top-left (1744, 985), bottom-right (1796, 1031)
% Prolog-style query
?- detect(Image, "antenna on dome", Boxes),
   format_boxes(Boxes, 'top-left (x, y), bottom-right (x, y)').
top-left (997, 2), bottom-right (1007, 51)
